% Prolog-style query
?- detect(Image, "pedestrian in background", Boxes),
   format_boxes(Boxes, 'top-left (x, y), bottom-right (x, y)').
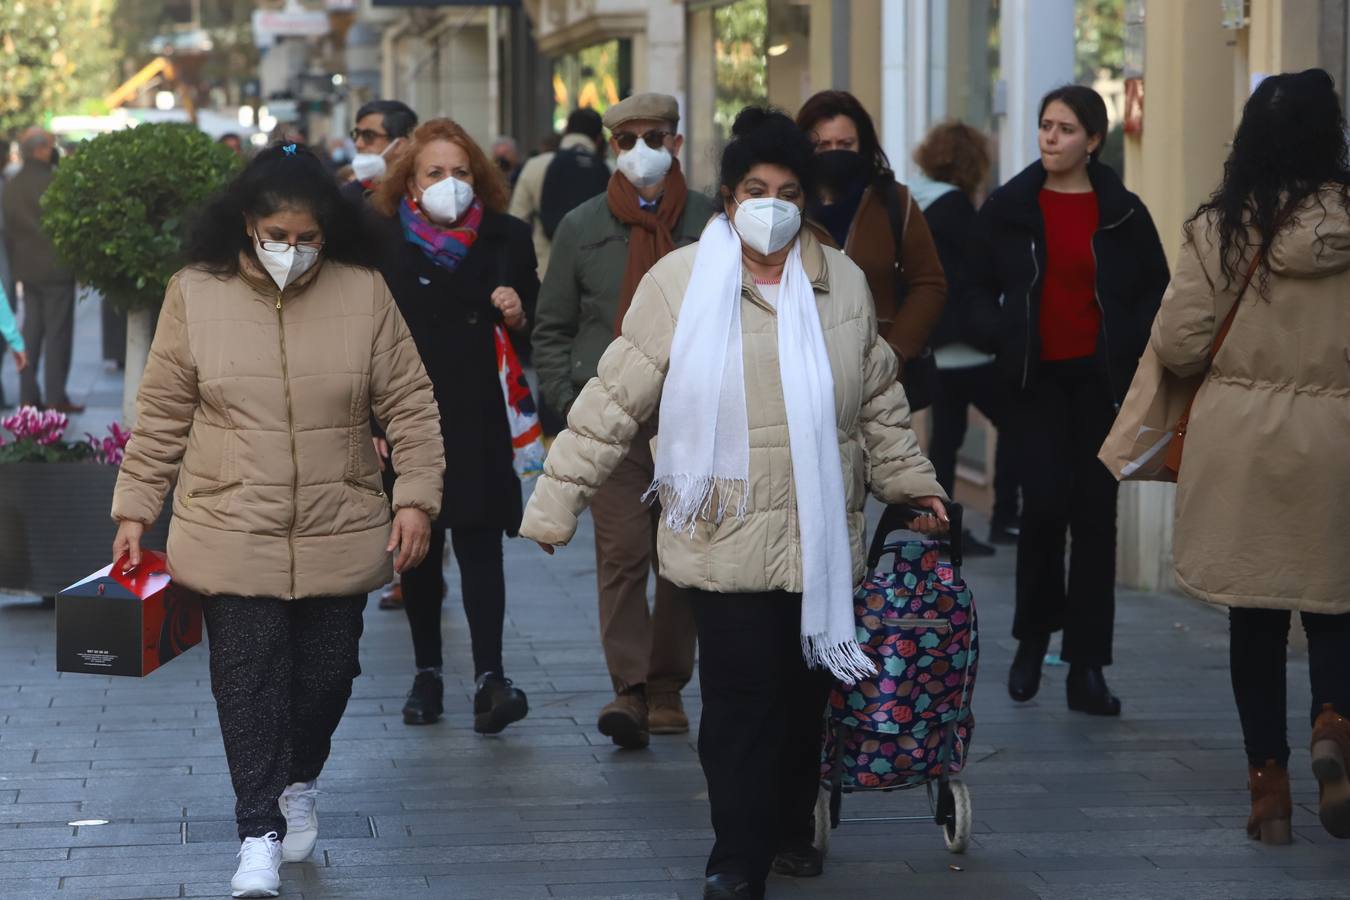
top-left (0, 165), bottom-right (15, 408)
top-left (346, 99), bottom-right (418, 202)
top-left (966, 85), bottom-right (1169, 716)
top-left (911, 121), bottom-right (1018, 555)
top-left (796, 90), bottom-right (947, 408)
top-left (509, 108), bottom-right (607, 278)
top-left (0, 280), bottom-right (27, 385)
top-left (520, 106), bottom-right (947, 900)
top-left (1152, 69), bottom-right (1350, 845)
top-left (531, 92), bottom-right (715, 750)
top-left (111, 143), bottom-right (444, 898)
top-left (491, 135), bottom-right (523, 187)
top-left (371, 118), bottom-right (537, 735)
top-left (2, 128), bottom-right (82, 413)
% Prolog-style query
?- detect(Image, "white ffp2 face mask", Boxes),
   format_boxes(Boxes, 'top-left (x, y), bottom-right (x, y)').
top-left (732, 197), bottom-right (802, 255)
top-left (254, 235), bottom-right (320, 291)
top-left (616, 140), bottom-right (673, 189)
top-left (419, 176), bottom-right (476, 224)
top-left (350, 137), bottom-right (401, 182)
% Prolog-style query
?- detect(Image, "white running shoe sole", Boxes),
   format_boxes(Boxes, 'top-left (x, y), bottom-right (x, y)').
top-left (281, 827), bottom-right (317, 863)
top-left (231, 888), bottom-right (280, 899)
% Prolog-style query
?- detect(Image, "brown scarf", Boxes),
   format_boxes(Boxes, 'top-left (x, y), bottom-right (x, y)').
top-left (607, 158), bottom-right (689, 333)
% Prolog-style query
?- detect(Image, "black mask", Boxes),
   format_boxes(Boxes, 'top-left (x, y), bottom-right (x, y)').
top-left (813, 149), bottom-right (869, 196)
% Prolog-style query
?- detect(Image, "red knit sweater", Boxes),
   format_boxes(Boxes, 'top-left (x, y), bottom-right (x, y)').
top-left (1037, 189), bottom-right (1100, 361)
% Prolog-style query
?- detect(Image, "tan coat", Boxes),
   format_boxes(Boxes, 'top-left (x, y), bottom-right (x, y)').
top-left (520, 228), bottom-right (945, 594)
top-left (1153, 190), bottom-right (1350, 614)
top-left (112, 262), bottom-right (445, 600)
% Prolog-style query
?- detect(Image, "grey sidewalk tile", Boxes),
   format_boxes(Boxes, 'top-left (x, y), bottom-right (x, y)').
top-left (1036, 881), bottom-right (1350, 900)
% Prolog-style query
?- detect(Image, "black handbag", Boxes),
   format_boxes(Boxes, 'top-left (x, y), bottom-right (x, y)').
top-left (883, 183), bottom-right (938, 412)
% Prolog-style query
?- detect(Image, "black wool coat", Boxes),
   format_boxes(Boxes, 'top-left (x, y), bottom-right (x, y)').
top-left (375, 208), bottom-right (539, 534)
top-left (963, 160), bottom-right (1171, 403)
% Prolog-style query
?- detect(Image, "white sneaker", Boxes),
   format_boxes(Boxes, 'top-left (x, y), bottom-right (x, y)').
top-left (231, 832), bottom-right (282, 898)
top-left (277, 781), bottom-right (320, 862)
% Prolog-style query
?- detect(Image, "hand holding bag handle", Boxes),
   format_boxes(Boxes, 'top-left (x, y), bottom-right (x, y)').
top-left (1160, 246), bottom-right (1265, 479)
top-left (868, 501), bottom-right (965, 569)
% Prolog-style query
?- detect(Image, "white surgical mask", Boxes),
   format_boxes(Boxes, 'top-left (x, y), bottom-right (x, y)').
top-left (350, 137), bottom-right (400, 182)
top-left (254, 235), bottom-right (320, 291)
top-left (616, 140), bottom-right (673, 189)
top-left (732, 197), bottom-right (802, 256)
top-left (419, 176), bottom-right (476, 224)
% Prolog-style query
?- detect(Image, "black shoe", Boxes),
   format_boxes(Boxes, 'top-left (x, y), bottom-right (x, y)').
top-left (402, 671), bottom-right (444, 725)
top-left (771, 844), bottom-right (824, 877)
top-left (963, 529), bottom-right (997, 557)
top-left (473, 672), bottom-right (529, 734)
top-left (1067, 665), bottom-right (1122, 716)
top-left (989, 518), bottom-right (1020, 545)
top-left (1008, 635), bottom-right (1050, 703)
top-left (704, 873), bottom-right (761, 899)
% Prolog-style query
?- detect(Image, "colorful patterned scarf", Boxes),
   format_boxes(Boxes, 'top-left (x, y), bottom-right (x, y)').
top-left (399, 195), bottom-right (483, 272)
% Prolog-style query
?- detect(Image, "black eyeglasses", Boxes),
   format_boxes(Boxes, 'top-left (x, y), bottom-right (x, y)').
top-left (350, 128), bottom-right (390, 144)
top-left (258, 239), bottom-right (324, 254)
top-left (613, 129), bottom-right (672, 151)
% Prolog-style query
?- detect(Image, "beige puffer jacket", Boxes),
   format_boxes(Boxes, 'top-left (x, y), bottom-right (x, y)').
top-left (520, 227), bottom-right (944, 593)
top-left (112, 261), bottom-right (445, 600)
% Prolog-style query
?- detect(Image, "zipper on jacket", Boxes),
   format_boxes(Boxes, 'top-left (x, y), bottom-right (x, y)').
top-left (345, 477), bottom-right (386, 498)
top-left (1091, 208), bottom-right (1134, 411)
top-left (276, 292), bottom-right (300, 599)
top-left (1023, 240), bottom-right (1040, 390)
top-left (882, 616), bottom-right (952, 631)
top-left (182, 481), bottom-right (242, 505)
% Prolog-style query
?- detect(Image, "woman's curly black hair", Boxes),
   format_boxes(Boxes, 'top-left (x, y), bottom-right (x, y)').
top-left (1186, 68), bottom-right (1350, 294)
top-left (719, 106), bottom-right (816, 198)
top-left (186, 142), bottom-right (380, 276)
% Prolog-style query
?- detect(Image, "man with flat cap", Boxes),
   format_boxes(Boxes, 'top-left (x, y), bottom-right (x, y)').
top-left (532, 92), bottom-right (716, 750)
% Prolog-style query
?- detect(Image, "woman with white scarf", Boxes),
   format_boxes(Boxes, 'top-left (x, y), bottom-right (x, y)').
top-left (519, 107), bottom-right (946, 900)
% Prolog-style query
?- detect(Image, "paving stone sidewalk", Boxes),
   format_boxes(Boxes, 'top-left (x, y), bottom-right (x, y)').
top-left (3, 301), bottom-right (1350, 899)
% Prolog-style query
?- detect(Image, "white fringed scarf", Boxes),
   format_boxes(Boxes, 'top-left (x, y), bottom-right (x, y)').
top-left (647, 216), bottom-right (874, 683)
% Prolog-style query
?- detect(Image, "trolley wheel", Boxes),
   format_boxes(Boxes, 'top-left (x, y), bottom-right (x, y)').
top-left (942, 779), bottom-right (972, 853)
top-left (812, 785), bottom-right (831, 855)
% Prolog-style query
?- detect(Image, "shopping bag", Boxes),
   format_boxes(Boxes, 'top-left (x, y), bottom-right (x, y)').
top-left (56, 550), bottom-right (201, 676)
top-left (1097, 343), bottom-right (1203, 482)
top-left (494, 324), bottom-right (546, 480)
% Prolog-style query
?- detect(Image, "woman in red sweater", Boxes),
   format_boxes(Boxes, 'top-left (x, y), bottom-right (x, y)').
top-left (964, 87), bottom-right (1171, 715)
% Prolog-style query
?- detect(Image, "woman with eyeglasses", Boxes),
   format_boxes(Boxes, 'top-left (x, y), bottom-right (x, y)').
top-left (111, 143), bottom-right (445, 898)
top-left (369, 118), bottom-right (540, 735)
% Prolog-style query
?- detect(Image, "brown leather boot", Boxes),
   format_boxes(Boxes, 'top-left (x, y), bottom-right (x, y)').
top-left (1311, 704), bottom-right (1350, 839)
top-left (648, 691), bottom-right (689, 735)
top-left (598, 689), bottom-right (650, 749)
top-left (1246, 759), bottom-right (1292, 845)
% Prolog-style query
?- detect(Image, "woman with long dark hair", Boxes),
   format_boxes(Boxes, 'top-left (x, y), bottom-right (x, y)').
top-left (519, 107), bottom-right (947, 899)
top-left (111, 143), bottom-right (445, 897)
top-left (1154, 69), bottom-right (1350, 844)
top-left (966, 85), bottom-right (1170, 716)
top-left (795, 90), bottom-right (947, 408)
top-left (369, 118), bottom-right (539, 735)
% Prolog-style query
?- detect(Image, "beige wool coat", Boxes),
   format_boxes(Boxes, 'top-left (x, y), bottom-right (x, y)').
top-left (112, 261), bottom-right (445, 600)
top-left (519, 227), bottom-right (945, 594)
top-left (1153, 189), bottom-right (1350, 614)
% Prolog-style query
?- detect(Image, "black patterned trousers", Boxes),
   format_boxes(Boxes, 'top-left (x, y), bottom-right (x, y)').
top-left (202, 593), bottom-right (367, 839)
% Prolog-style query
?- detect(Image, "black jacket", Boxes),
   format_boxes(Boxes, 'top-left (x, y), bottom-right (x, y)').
top-left (376, 209), bottom-right (539, 533)
top-left (921, 188), bottom-right (977, 350)
top-left (965, 160), bottom-right (1170, 403)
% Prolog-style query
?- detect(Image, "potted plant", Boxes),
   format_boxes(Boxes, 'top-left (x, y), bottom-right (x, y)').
top-left (41, 122), bottom-right (239, 426)
top-left (0, 407), bottom-right (169, 597)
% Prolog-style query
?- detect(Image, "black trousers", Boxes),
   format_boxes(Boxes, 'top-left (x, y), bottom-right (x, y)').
top-left (690, 590), bottom-right (834, 894)
top-left (1229, 607), bottom-right (1350, 768)
top-left (402, 524), bottom-right (506, 677)
top-left (1012, 359), bottom-right (1119, 666)
top-left (202, 593), bottom-right (367, 840)
top-left (929, 363), bottom-right (1019, 525)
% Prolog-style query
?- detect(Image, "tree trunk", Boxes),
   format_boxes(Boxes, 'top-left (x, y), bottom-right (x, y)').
top-left (122, 306), bottom-right (153, 428)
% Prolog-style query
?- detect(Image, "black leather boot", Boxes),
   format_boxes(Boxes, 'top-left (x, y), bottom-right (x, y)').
top-left (1066, 665), bottom-right (1122, 716)
top-left (771, 843), bottom-right (824, 877)
top-left (402, 671), bottom-right (444, 725)
top-left (704, 873), bottom-right (762, 899)
top-left (473, 672), bottom-right (529, 734)
top-left (1007, 635), bottom-right (1050, 703)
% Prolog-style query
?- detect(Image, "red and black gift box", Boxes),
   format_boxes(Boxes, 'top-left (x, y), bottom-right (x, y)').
top-left (56, 551), bottom-right (201, 677)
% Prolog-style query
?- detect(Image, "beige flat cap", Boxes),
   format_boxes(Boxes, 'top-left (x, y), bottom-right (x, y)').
top-left (603, 93), bottom-right (680, 130)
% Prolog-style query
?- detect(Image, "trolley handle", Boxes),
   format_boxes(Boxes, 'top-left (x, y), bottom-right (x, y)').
top-left (866, 501), bottom-right (964, 569)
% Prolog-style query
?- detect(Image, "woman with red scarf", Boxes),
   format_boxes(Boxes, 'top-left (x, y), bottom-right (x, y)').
top-left (371, 118), bottom-right (539, 734)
